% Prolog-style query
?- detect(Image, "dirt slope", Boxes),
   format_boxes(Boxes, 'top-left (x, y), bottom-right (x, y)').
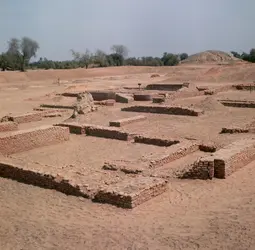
top-left (182, 50), bottom-right (245, 65)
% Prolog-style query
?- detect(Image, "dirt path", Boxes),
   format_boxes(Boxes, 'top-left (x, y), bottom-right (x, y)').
top-left (1, 160), bottom-right (255, 250)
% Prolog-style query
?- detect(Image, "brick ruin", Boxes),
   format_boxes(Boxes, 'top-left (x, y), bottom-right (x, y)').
top-left (0, 82), bottom-right (254, 209)
top-left (122, 105), bottom-right (204, 116)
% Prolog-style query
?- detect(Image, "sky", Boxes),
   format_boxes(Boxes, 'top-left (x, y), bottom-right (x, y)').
top-left (0, 0), bottom-right (254, 60)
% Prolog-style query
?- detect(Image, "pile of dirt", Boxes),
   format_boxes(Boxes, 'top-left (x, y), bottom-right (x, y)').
top-left (193, 97), bottom-right (225, 111)
top-left (182, 50), bottom-right (244, 65)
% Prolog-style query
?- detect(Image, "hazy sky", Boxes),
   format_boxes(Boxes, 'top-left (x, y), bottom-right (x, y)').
top-left (0, 0), bottom-right (254, 60)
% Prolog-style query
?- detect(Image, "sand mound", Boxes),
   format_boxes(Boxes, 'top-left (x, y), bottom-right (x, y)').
top-left (194, 97), bottom-right (225, 111)
top-left (182, 50), bottom-right (244, 65)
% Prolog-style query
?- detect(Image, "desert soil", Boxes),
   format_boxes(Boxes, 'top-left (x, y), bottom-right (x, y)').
top-left (0, 64), bottom-right (255, 249)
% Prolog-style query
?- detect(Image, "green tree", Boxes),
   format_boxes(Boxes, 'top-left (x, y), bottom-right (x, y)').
top-left (180, 53), bottom-right (188, 61)
top-left (71, 49), bottom-right (92, 68)
top-left (161, 52), bottom-right (179, 66)
top-left (111, 45), bottom-right (129, 58)
top-left (7, 37), bottom-right (39, 71)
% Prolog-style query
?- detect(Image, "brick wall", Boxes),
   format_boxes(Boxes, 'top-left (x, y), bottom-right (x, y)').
top-left (147, 142), bottom-right (199, 168)
top-left (85, 125), bottom-right (133, 141)
top-left (115, 93), bottom-right (134, 103)
top-left (89, 91), bottom-right (116, 101)
top-left (0, 126), bottom-right (70, 155)
top-left (146, 83), bottom-right (183, 91)
top-left (94, 177), bottom-right (168, 208)
top-left (134, 135), bottom-right (179, 147)
top-left (180, 157), bottom-right (214, 180)
top-left (2, 112), bottom-right (43, 124)
top-left (0, 122), bottom-right (18, 132)
top-left (109, 116), bottom-right (146, 127)
top-left (0, 157), bottom-right (88, 197)
top-left (122, 105), bottom-right (203, 116)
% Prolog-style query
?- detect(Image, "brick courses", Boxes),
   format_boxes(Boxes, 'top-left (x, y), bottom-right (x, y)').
top-left (0, 126), bottom-right (70, 155)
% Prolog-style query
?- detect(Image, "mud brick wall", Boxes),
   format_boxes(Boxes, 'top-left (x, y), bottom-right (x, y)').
top-left (134, 135), bottom-right (179, 147)
top-left (3, 112), bottom-right (43, 124)
top-left (0, 158), bottom-right (88, 198)
top-left (0, 126), bottom-right (70, 155)
top-left (34, 107), bottom-right (69, 113)
top-left (94, 100), bottom-right (115, 106)
top-left (219, 101), bottom-right (255, 108)
top-left (181, 157), bottom-right (214, 180)
top-left (213, 139), bottom-right (255, 178)
top-left (116, 93), bottom-right (134, 103)
top-left (0, 122), bottom-right (18, 132)
top-left (233, 84), bottom-right (255, 91)
top-left (199, 143), bottom-right (217, 152)
top-left (220, 127), bottom-right (249, 134)
top-left (109, 116), bottom-right (146, 127)
top-left (146, 84), bottom-right (183, 91)
top-left (85, 125), bottom-right (133, 141)
top-left (89, 91), bottom-right (116, 101)
top-left (55, 123), bottom-right (86, 134)
top-left (122, 105), bottom-right (203, 116)
top-left (148, 142), bottom-right (199, 168)
top-left (94, 177), bottom-right (168, 208)
top-left (40, 104), bottom-right (75, 109)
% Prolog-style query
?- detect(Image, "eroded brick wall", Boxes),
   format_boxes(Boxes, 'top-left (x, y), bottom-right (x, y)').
top-left (0, 126), bottom-right (70, 155)
top-left (85, 125), bottom-right (132, 141)
top-left (109, 116), bottom-right (146, 127)
top-left (122, 105), bottom-right (203, 116)
top-left (0, 122), bottom-right (18, 132)
top-left (134, 135), bottom-right (179, 147)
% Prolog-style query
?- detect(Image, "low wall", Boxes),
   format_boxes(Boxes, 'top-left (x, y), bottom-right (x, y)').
top-left (0, 157), bottom-right (87, 197)
top-left (0, 126), bottom-right (70, 155)
top-left (199, 143), bottom-right (217, 152)
top-left (94, 177), bottom-right (168, 208)
top-left (122, 105), bottom-right (203, 116)
top-left (89, 91), bottom-right (116, 101)
top-left (85, 124), bottom-right (133, 141)
top-left (94, 100), bottom-right (115, 106)
top-left (109, 116), bottom-right (146, 127)
top-left (147, 142), bottom-right (199, 168)
top-left (134, 135), bottom-right (179, 147)
top-left (213, 139), bottom-right (255, 178)
top-left (55, 122), bottom-right (86, 134)
top-left (2, 112), bottom-right (43, 124)
top-left (181, 157), bottom-right (214, 180)
top-left (219, 100), bottom-right (255, 108)
top-left (116, 93), bottom-right (134, 103)
top-left (146, 83), bottom-right (183, 91)
top-left (133, 93), bottom-right (153, 101)
top-left (220, 127), bottom-right (249, 134)
top-left (40, 104), bottom-right (74, 109)
top-left (233, 84), bottom-right (255, 91)
top-left (0, 122), bottom-right (18, 132)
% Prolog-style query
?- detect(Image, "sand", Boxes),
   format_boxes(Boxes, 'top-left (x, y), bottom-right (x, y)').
top-left (0, 65), bottom-right (255, 249)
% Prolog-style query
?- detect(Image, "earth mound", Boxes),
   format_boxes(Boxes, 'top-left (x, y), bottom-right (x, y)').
top-left (193, 97), bottom-right (225, 111)
top-left (182, 50), bottom-right (244, 65)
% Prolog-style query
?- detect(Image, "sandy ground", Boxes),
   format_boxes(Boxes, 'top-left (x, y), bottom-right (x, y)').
top-left (0, 65), bottom-right (255, 249)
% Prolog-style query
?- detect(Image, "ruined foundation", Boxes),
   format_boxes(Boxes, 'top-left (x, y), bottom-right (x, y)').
top-left (146, 83), bottom-right (184, 91)
top-left (94, 177), bottom-right (168, 208)
top-left (213, 139), bottom-right (255, 178)
top-left (85, 124), bottom-right (133, 141)
top-left (134, 135), bottom-right (180, 147)
top-left (1, 112), bottom-right (43, 124)
top-left (122, 105), bottom-right (203, 116)
top-left (115, 93), bottom-right (134, 103)
top-left (109, 116), bottom-right (146, 127)
top-left (0, 122), bottom-right (18, 132)
top-left (0, 126), bottom-right (70, 155)
top-left (0, 157), bottom-right (87, 198)
top-left (219, 100), bottom-right (255, 108)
